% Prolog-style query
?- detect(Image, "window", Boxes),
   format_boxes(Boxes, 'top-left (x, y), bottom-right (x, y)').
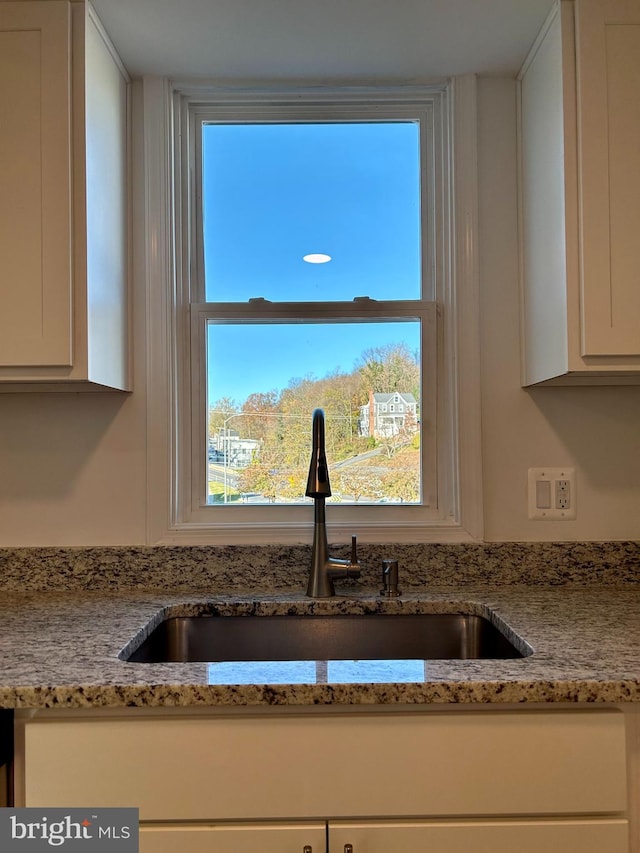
top-left (143, 79), bottom-right (482, 543)
top-left (200, 121), bottom-right (424, 511)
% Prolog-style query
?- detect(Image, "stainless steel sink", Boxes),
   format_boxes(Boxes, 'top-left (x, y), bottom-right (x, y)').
top-left (122, 612), bottom-right (528, 663)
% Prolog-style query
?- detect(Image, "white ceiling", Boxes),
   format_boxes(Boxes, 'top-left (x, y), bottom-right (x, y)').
top-left (91, 0), bottom-right (555, 80)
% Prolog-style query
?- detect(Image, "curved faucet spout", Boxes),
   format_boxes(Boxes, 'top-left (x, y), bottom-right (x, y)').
top-left (306, 408), bottom-right (331, 498)
top-left (305, 408), bottom-right (360, 598)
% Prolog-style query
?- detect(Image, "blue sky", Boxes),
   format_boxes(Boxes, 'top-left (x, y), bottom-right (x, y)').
top-left (202, 121), bottom-right (421, 403)
top-left (207, 321), bottom-right (420, 404)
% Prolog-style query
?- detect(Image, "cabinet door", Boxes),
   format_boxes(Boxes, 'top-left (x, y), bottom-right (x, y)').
top-left (576, 0), bottom-right (640, 357)
top-left (140, 822), bottom-right (326, 853)
top-left (329, 819), bottom-right (628, 853)
top-left (0, 1), bottom-right (72, 367)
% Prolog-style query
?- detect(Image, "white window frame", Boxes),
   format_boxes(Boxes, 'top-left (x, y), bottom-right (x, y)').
top-left (141, 76), bottom-right (482, 544)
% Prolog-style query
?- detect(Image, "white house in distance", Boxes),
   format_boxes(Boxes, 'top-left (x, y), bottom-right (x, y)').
top-left (359, 391), bottom-right (419, 439)
top-left (210, 429), bottom-right (260, 467)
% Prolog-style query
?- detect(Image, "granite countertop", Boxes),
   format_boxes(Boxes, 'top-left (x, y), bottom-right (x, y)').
top-left (1, 542), bottom-right (639, 709)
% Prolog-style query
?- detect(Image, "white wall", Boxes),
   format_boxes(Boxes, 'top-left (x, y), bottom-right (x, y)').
top-left (0, 78), bottom-right (638, 546)
top-left (477, 77), bottom-right (640, 541)
top-left (0, 390), bottom-right (146, 545)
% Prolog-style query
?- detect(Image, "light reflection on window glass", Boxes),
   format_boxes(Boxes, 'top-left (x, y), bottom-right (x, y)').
top-left (207, 659), bottom-right (425, 685)
top-left (208, 661), bottom-right (316, 685)
top-left (327, 660), bottom-right (424, 683)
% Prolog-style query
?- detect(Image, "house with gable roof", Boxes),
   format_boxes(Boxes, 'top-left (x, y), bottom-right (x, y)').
top-left (359, 391), bottom-right (419, 439)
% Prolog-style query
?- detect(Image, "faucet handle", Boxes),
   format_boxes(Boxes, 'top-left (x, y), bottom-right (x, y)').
top-left (380, 558), bottom-right (401, 597)
top-left (350, 534), bottom-right (358, 566)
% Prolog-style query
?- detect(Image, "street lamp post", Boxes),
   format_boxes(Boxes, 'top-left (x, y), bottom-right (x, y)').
top-left (221, 413), bottom-right (244, 504)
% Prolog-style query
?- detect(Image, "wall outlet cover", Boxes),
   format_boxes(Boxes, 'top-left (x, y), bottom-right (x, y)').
top-left (528, 467), bottom-right (576, 520)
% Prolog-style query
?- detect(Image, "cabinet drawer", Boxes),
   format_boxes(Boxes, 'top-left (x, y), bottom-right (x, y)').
top-left (139, 822), bottom-right (326, 853)
top-left (20, 710), bottom-right (626, 820)
top-left (330, 819), bottom-right (628, 853)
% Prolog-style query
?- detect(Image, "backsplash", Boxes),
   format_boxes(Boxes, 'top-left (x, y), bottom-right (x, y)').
top-left (0, 541), bottom-right (639, 592)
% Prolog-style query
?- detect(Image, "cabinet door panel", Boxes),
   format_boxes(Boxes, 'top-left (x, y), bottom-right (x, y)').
top-left (329, 819), bottom-right (628, 853)
top-left (0, 1), bottom-right (72, 367)
top-left (576, 0), bottom-right (640, 356)
top-left (140, 822), bottom-right (326, 853)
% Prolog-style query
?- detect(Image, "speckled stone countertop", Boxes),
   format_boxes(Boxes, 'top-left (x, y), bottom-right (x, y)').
top-left (0, 542), bottom-right (639, 709)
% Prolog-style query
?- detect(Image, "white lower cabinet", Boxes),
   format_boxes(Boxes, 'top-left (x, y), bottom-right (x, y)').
top-left (15, 708), bottom-right (630, 853)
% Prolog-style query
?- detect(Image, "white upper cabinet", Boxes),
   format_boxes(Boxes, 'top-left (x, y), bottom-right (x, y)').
top-left (576, 0), bottom-right (640, 358)
top-left (0, 2), bottom-right (72, 370)
top-left (0, 0), bottom-right (129, 391)
top-left (518, 0), bottom-right (640, 385)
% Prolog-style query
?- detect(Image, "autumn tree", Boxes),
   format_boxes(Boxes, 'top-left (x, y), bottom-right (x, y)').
top-left (241, 391), bottom-right (279, 441)
top-left (382, 452), bottom-right (420, 503)
top-left (208, 398), bottom-right (240, 436)
top-left (337, 467), bottom-right (384, 502)
top-left (355, 343), bottom-right (420, 400)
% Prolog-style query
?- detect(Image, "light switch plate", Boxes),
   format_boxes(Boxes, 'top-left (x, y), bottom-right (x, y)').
top-left (528, 467), bottom-right (576, 520)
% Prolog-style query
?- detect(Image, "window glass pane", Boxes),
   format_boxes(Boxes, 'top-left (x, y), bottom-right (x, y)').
top-left (202, 122), bottom-right (421, 302)
top-left (206, 321), bottom-right (422, 505)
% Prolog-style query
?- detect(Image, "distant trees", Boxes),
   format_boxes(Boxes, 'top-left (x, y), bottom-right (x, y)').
top-left (355, 343), bottom-right (420, 399)
top-left (337, 467), bottom-right (383, 503)
top-left (241, 391), bottom-right (279, 442)
top-left (382, 449), bottom-right (420, 502)
top-left (208, 397), bottom-right (239, 435)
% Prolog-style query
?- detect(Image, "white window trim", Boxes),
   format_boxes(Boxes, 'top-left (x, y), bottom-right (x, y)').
top-left (140, 76), bottom-right (483, 544)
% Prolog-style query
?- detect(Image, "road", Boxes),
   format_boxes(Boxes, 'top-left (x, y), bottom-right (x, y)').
top-left (330, 447), bottom-right (383, 469)
top-left (208, 463), bottom-right (239, 488)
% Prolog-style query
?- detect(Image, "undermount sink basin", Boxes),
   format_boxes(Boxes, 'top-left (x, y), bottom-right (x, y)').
top-left (122, 612), bottom-right (529, 663)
